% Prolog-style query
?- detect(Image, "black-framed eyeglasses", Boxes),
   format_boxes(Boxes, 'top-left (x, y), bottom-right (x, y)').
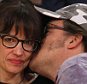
top-left (47, 23), bottom-right (64, 30)
top-left (0, 34), bottom-right (39, 52)
top-left (44, 23), bottom-right (64, 34)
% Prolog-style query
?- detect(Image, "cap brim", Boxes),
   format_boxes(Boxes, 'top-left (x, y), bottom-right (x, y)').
top-left (34, 6), bottom-right (61, 18)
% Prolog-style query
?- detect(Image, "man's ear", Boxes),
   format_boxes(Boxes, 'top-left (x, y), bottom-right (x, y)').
top-left (67, 34), bottom-right (83, 49)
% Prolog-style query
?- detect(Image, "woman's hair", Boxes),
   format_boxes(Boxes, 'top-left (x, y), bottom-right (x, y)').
top-left (0, 0), bottom-right (42, 41)
top-left (0, 0), bottom-right (43, 81)
top-left (63, 19), bottom-right (87, 52)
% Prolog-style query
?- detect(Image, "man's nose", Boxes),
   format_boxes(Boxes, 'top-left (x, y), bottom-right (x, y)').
top-left (13, 42), bottom-right (24, 56)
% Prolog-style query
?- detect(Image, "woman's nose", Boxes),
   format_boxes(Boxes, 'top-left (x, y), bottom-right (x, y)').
top-left (13, 42), bottom-right (24, 56)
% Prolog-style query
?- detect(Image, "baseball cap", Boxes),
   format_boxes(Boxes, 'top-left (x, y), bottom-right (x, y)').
top-left (34, 3), bottom-right (87, 31)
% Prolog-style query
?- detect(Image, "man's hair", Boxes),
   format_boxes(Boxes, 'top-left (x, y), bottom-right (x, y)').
top-left (63, 19), bottom-right (87, 52)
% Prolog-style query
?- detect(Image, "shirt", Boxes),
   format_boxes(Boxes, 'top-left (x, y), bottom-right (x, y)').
top-left (56, 53), bottom-right (87, 84)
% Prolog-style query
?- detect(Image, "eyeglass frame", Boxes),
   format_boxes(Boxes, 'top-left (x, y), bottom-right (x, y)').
top-left (0, 34), bottom-right (40, 52)
top-left (46, 23), bottom-right (64, 30)
top-left (43, 23), bottom-right (64, 34)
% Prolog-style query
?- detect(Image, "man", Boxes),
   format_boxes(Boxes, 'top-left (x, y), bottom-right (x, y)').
top-left (30, 3), bottom-right (87, 84)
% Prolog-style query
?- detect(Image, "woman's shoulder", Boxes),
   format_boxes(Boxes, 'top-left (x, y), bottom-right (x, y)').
top-left (31, 75), bottom-right (54, 84)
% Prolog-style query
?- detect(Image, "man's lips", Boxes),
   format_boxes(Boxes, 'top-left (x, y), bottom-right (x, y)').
top-left (8, 59), bottom-right (24, 65)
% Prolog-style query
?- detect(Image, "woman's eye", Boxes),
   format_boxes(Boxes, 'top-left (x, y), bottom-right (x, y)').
top-left (4, 37), bottom-right (16, 42)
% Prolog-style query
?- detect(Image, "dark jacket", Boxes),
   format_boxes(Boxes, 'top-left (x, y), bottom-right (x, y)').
top-left (32, 75), bottom-right (54, 84)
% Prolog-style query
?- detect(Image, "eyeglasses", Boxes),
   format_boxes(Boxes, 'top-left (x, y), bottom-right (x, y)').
top-left (0, 34), bottom-right (39, 52)
top-left (47, 23), bottom-right (64, 30)
top-left (44, 23), bottom-right (64, 34)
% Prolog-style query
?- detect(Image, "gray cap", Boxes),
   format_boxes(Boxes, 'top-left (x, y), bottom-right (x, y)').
top-left (35, 3), bottom-right (87, 31)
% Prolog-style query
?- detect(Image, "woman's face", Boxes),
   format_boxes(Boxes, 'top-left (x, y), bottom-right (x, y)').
top-left (0, 24), bottom-right (32, 74)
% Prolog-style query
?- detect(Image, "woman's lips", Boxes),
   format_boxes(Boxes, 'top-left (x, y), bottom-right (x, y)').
top-left (8, 59), bottom-right (24, 65)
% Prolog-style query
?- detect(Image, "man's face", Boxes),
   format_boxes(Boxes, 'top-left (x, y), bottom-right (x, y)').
top-left (30, 20), bottom-right (69, 77)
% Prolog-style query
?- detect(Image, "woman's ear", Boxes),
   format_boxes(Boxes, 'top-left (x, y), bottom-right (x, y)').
top-left (67, 34), bottom-right (83, 49)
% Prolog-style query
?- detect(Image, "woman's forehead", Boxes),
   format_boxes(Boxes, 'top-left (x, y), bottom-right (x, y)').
top-left (10, 23), bottom-right (24, 36)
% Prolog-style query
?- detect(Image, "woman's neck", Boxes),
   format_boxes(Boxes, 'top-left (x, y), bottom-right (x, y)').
top-left (0, 69), bottom-right (22, 84)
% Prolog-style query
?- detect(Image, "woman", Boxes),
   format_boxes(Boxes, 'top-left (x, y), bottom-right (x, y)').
top-left (0, 0), bottom-right (42, 84)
